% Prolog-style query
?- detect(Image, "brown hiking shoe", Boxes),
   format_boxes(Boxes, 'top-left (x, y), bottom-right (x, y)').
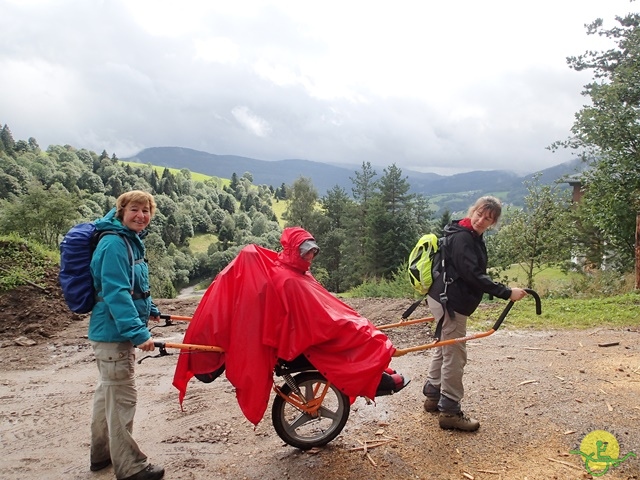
top-left (438, 411), bottom-right (480, 431)
top-left (423, 397), bottom-right (439, 413)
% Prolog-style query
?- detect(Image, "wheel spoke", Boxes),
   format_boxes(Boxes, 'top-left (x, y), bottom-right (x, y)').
top-left (317, 405), bottom-right (340, 421)
top-left (288, 411), bottom-right (314, 430)
top-left (302, 382), bottom-right (321, 402)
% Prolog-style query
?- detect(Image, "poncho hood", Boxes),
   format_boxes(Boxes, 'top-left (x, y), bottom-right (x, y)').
top-left (277, 226), bottom-right (315, 273)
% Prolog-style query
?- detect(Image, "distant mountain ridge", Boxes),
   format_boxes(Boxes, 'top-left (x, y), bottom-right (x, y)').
top-left (127, 147), bottom-right (371, 194)
top-left (125, 147), bottom-right (585, 213)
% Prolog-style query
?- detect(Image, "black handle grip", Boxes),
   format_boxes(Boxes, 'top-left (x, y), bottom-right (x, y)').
top-left (524, 288), bottom-right (542, 315)
top-left (491, 289), bottom-right (541, 331)
top-left (137, 342), bottom-right (170, 364)
top-left (154, 314), bottom-right (173, 328)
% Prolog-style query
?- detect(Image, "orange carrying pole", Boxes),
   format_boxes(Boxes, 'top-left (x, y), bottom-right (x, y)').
top-left (392, 330), bottom-right (497, 356)
top-left (153, 341), bottom-right (224, 352)
top-left (391, 289), bottom-right (542, 357)
top-left (158, 314), bottom-right (192, 322)
top-left (377, 316), bottom-right (434, 330)
top-left (153, 316), bottom-right (219, 352)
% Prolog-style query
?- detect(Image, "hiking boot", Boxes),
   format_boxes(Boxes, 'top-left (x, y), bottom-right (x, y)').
top-left (438, 411), bottom-right (480, 431)
top-left (423, 397), bottom-right (439, 413)
top-left (119, 464), bottom-right (165, 480)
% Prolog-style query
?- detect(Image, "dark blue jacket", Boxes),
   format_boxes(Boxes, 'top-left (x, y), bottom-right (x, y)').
top-left (429, 220), bottom-right (511, 316)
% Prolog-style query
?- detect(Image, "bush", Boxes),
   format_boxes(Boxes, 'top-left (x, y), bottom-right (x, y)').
top-left (545, 270), bottom-right (635, 299)
top-left (347, 263), bottom-right (415, 298)
top-left (0, 234), bottom-right (55, 292)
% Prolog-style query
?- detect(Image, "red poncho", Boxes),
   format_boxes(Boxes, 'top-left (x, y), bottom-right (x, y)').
top-left (172, 227), bottom-right (396, 425)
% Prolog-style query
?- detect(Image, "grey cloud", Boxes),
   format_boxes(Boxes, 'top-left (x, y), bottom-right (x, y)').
top-left (0, 0), bottom-right (593, 175)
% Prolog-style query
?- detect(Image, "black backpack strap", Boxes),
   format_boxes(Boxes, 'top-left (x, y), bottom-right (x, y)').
top-left (433, 273), bottom-right (457, 340)
top-left (401, 293), bottom-right (450, 340)
top-left (433, 313), bottom-right (445, 341)
top-left (401, 296), bottom-right (425, 320)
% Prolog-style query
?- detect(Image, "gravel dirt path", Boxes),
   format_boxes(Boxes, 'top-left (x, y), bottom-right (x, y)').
top-left (1, 285), bottom-right (639, 479)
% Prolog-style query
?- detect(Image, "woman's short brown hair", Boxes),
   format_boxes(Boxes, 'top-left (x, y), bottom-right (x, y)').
top-left (115, 190), bottom-right (157, 220)
top-left (467, 196), bottom-right (502, 224)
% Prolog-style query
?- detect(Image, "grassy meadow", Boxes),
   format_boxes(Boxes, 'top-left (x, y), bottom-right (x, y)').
top-left (471, 266), bottom-right (639, 330)
top-left (271, 199), bottom-right (288, 227)
top-left (121, 161), bottom-right (229, 187)
top-left (468, 292), bottom-right (639, 331)
top-left (189, 234), bottom-right (218, 254)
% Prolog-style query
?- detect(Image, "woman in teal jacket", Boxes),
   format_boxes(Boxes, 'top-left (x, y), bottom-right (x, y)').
top-left (88, 190), bottom-right (165, 480)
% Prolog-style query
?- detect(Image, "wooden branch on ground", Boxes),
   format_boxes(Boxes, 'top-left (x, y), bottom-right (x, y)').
top-left (518, 379), bottom-right (539, 386)
top-left (523, 347), bottom-right (571, 353)
top-left (348, 438), bottom-right (395, 452)
top-left (366, 453), bottom-right (377, 467)
top-left (546, 457), bottom-right (583, 471)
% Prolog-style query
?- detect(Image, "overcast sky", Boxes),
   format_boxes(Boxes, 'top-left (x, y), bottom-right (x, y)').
top-left (1, 0), bottom-right (635, 175)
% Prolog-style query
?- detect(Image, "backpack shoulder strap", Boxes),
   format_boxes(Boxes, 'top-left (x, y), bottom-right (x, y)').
top-left (401, 297), bottom-right (424, 320)
top-left (95, 232), bottom-right (136, 293)
top-left (433, 234), bottom-right (454, 341)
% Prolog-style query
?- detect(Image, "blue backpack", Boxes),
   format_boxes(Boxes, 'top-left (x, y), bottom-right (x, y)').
top-left (59, 222), bottom-right (134, 314)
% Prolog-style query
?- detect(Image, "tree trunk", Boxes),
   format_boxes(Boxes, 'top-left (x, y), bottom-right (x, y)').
top-left (636, 212), bottom-right (640, 290)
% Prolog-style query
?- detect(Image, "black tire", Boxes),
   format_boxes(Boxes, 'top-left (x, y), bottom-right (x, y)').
top-left (271, 371), bottom-right (350, 450)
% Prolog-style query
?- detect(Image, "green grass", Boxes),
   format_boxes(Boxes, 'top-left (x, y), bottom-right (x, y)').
top-left (495, 264), bottom-right (580, 292)
top-left (468, 293), bottom-right (640, 331)
top-left (189, 234), bottom-right (218, 254)
top-left (121, 161), bottom-right (229, 187)
top-left (271, 199), bottom-right (288, 227)
top-left (342, 263), bottom-right (640, 331)
top-left (0, 234), bottom-right (58, 291)
top-left (495, 264), bottom-right (636, 299)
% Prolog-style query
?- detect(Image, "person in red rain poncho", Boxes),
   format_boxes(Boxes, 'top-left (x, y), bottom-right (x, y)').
top-left (172, 227), bottom-right (408, 425)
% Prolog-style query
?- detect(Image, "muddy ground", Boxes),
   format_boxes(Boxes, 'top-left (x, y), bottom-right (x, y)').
top-left (0, 275), bottom-right (639, 480)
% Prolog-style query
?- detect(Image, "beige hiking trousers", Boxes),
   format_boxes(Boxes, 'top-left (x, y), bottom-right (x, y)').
top-left (426, 296), bottom-right (469, 406)
top-left (90, 341), bottom-right (148, 479)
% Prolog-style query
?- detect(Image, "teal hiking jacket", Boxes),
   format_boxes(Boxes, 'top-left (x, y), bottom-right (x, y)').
top-left (88, 208), bottom-right (159, 346)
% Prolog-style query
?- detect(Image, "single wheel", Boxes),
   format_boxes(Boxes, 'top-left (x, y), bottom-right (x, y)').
top-left (271, 371), bottom-right (350, 450)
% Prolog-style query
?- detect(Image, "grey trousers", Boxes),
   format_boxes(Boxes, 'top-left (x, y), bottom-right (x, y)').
top-left (90, 341), bottom-right (148, 479)
top-left (426, 296), bottom-right (468, 411)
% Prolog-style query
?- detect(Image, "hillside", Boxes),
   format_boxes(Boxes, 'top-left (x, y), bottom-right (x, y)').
top-left (125, 147), bottom-right (586, 213)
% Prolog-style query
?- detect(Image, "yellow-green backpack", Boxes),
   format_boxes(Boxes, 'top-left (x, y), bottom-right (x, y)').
top-left (407, 233), bottom-right (442, 295)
